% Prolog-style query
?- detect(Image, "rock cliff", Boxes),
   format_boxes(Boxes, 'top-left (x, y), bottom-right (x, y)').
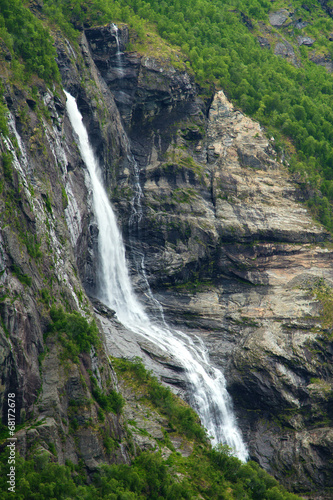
top-left (0, 34), bottom-right (131, 470)
top-left (0, 20), bottom-right (333, 498)
top-left (81, 26), bottom-right (333, 496)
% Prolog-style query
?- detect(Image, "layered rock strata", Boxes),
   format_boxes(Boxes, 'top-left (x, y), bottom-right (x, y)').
top-left (0, 32), bottom-right (133, 470)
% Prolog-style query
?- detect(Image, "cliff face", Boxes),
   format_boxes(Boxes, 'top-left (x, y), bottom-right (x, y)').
top-left (1, 21), bottom-right (333, 496)
top-left (153, 92), bottom-right (333, 493)
top-left (80, 26), bottom-right (333, 495)
top-left (0, 33), bottom-right (132, 470)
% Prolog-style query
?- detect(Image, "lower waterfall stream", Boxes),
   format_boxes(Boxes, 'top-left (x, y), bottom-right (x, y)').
top-left (65, 91), bottom-right (248, 461)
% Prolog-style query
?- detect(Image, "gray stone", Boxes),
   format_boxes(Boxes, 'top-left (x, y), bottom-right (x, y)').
top-left (274, 41), bottom-right (299, 66)
top-left (269, 9), bottom-right (290, 27)
top-left (294, 19), bottom-right (309, 30)
top-left (258, 37), bottom-right (271, 49)
top-left (2, 19), bottom-right (333, 497)
top-left (297, 36), bottom-right (315, 46)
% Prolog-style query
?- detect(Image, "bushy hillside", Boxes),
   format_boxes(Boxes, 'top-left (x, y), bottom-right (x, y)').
top-left (3, 0), bottom-right (333, 227)
top-left (0, 358), bottom-right (302, 500)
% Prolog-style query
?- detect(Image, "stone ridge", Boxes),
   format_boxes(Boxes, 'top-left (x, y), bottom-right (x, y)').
top-left (207, 91), bottom-right (327, 244)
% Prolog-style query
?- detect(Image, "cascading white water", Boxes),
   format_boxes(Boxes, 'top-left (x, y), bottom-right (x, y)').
top-left (111, 24), bottom-right (124, 77)
top-left (65, 91), bottom-right (248, 461)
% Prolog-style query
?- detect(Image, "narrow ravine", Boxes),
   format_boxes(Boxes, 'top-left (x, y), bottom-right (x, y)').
top-left (65, 91), bottom-right (248, 461)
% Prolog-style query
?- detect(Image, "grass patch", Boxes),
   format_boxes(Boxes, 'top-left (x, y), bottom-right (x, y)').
top-left (11, 263), bottom-right (32, 286)
top-left (2, 152), bottom-right (13, 181)
top-left (310, 280), bottom-right (333, 334)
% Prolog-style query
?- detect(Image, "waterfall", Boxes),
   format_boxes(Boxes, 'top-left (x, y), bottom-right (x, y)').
top-left (65, 91), bottom-right (248, 461)
top-left (111, 24), bottom-right (124, 77)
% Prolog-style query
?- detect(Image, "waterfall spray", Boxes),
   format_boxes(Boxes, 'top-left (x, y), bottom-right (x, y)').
top-left (65, 91), bottom-right (248, 461)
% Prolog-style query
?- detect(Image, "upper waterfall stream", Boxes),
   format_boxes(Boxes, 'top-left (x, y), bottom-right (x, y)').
top-left (65, 91), bottom-right (248, 461)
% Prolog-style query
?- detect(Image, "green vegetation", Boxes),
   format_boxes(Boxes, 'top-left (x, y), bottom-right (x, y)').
top-left (46, 307), bottom-right (100, 360)
top-left (0, 2), bottom-right (331, 498)
top-left (43, 193), bottom-right (53, 214)
top-left (26, 235), bottom-right (42, 260)
top-left (0, 0), bottom-right (59, 82)
top-left (310, 280), bottom-right (333, 334)
top-left (61, 186), bottom-right (68, 210)
top-left (36, 0), bottom-right (333, 231)
top-left (112, 356), bottom-right (209, 443)
top-left (11, 263), bottom-right (32, 286)
top-left (2, 0), bottom-right (333, 226)
top-left (0, 350), bottom-right (304, 498)
top-left (0, 96), bottom-right (9, 135)
top-left (90, 374), bottom-right (124, 413)
top-left (1, 152), bottom-right (13, 181)
top-left (0, 359), bottom-right (302, 499)
top-left (0, 426), bottom-right (302, 499)
top-left (171, 187), bottom-right (197, 204)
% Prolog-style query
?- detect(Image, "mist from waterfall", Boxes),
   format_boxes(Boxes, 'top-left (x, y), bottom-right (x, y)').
top-left (65, 90), bottom-right (248, 461)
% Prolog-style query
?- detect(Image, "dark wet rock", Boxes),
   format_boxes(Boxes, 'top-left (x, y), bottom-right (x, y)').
top-left (2, 20), bottom-right (333, 497)
top-left (88, 296), bottom-right (116, 319)
top-left (0, 32), bottom-right (133, 473)
top-left (0, 39), bottom-right (12, 61)
top-left (138, 340), bottom-right (186, 372)
top-left (240, 12), bottom-right (253, 29)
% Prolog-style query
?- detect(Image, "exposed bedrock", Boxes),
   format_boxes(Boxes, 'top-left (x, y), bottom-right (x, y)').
top-left (79, 25), bottom-right (333, 495)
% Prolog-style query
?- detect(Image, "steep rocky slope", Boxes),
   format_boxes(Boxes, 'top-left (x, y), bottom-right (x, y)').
top-left (0, 18), bottom-right (333, 498)
top-left (82, 26), bottom-right (333, 496)
top-left (0, 33), bottom-right (132, 469)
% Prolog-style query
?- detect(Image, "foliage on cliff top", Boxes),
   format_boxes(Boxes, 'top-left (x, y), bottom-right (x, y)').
top-left (0, 0), bottom-right (59, 82)
top-left (3, 0), bottom-right (333, 228)
top-left (126, 24), bottom-right (189, 72)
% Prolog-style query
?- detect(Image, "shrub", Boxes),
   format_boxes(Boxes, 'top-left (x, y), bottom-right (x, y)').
top-left (90, 375), bottom-right (124, 414)
top-left (112, 357), bottom-right (207, 442)
top-left (47, 307), bottom-right (100, 359)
